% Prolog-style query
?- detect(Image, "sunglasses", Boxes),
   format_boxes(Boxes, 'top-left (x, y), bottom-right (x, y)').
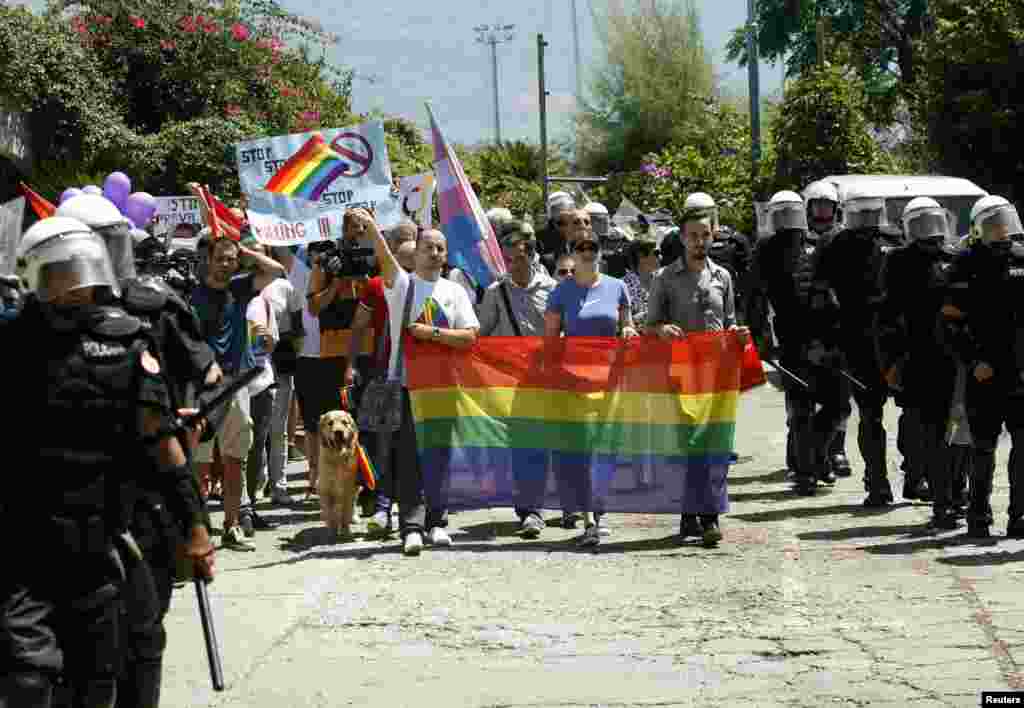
top-left (556, 267), bottom-right (575, 276)
top-left (571, 241), bottom-right (599, 253)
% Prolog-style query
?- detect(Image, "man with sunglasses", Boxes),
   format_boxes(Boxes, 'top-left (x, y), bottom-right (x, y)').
top-left (478, 221), bottom-right (558, 538)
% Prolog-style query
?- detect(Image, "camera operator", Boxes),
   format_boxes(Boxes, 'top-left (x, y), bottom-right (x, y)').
top-left (299, 209), bottom-right (377, 496)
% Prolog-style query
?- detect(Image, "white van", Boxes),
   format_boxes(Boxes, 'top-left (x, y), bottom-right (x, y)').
top-left (810, 174), bottom-right (988, 243)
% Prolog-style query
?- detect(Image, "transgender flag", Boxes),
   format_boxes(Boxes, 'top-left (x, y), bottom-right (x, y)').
top-left (426, 102), bottom-right (506, 287)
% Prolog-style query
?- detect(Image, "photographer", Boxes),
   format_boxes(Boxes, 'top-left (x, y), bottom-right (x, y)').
top-left (299, 210), bottom-right (376, 496)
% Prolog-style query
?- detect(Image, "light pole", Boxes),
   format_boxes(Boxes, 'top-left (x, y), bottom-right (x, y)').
top-left (474, 22), bottom-right (516, 145)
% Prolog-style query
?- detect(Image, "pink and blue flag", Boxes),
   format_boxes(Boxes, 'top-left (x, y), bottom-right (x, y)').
top-left (426, 102), bottom-right (506, 287)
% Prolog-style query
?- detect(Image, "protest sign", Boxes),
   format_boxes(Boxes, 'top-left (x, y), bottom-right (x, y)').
top-left (153, 196), bottom-right (204, 233)
top-left (0, 196), bottom-right (25, 275)
top-left (235, 121), bottom-right (394, 219)
top-left (398, 173), bottom-right (435, 227)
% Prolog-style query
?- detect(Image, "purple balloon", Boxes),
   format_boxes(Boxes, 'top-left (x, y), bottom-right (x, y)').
top-left (102, 172), bottom-right (132, 212)
top-left (59, 187), bottom-right (83, 204)
top-left (82, 185), bottom-right (103, 195)
top-left (124, 192), bottom-right (158, 229)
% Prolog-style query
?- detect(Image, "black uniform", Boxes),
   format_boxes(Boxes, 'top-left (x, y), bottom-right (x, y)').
top-left (876, 241), bottom-right (958, 517)
top-left (114, 277), bottom-right (212, 708)
top-left (709, 228), bottom-right (751, 323)
top-left (816, 227), bottom-right (892, 501)
top-left (0, 299), bottom-right (174, 708)
top-left (748, 229), bottom-right (846, 493)
top-left (946, 241), bottom-right (1024, 536)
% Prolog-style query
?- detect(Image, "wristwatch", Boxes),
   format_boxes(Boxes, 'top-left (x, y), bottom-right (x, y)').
top-left (432, 326), bottom-right (441, 340)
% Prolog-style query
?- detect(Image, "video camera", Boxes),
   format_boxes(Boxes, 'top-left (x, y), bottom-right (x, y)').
top-left (136, 249), bottom-right (201, 300)
top-left (307, 239), bottom-right (375, 279)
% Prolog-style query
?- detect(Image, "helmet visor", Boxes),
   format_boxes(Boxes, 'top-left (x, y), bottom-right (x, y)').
top-left (769, 204), bottom-right (807, 232)
top-left (977, 205), bottom-right (1024, 241)
top-left (843, 198), bottom-right (887, 230)
top-left (98, 223), bottom-right (137, 282)
top-left (23, 233), bottom-right (119, 302)
top-left (904, 209), bottom-right (952, 242)
top-left (590, 212), bottom-right (610, 238)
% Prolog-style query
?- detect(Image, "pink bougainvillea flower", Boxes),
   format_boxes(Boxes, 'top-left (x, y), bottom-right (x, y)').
top-left (178, 15), bottom-right (197, 33)
top-left (203, 22), bottom-right (220, 34)
top-left (255, 38), bottom-right (271, 49)
top-left (129, 16), bottom-right (146, 29)
top-left (225, 104), bottom-right (243, 116)
top-left (300, 110), bottom-right (320, 123)
top-left (230, 23), bottom-right (250, 41)
top-left (269, 37), bottom-right (284, 51)
top-left (160, 39), bottom-right (177, 50)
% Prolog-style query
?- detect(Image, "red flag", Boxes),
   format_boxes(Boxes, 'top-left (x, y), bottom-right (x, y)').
top-left (17, 182), bottom-right (55, 219)
top-left (189, 184), bottom-right (243, 241)
top-left (740, 339), bottom-right (768, 391)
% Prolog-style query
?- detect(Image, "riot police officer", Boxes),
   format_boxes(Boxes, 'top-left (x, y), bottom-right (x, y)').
top-left (947, 195), bottom-right (1024, 538)
top-left (816, 187), bottom-right (892, 505)
top-left (748, 191), bottom-right (846, 495)
top-left (0, 217), bottom-right (215, 708)
top-left (709, 225), bottom-right (751, 323)
top-left (803, 181), bottom-right (853, 478)
top-left (55, 193), bottom-right (218, 707)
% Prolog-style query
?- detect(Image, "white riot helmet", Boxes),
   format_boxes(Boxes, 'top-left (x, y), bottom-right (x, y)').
top-left (841, 187), bottom-right (888, 231)
top-left (970, 195), bottom-right (1023, 243)
top-left (804, 181), bottom-right (839, 234)
top-left (767, 190), bottom-right (808, 234)
top-left (901, 197), bottom-right (952, 243)
top-left (56, 193), bottom-right (136, 282)
top-left (683, 192), bottom-right (719, 230)
top-left (17, 217), bottom-right (120, 303)
top-left (584, 201), bottom-right (610, 238)
top-left (547, 191), bottom-right (575, 221)
top-left (486, 207), bottom-right (513, 233)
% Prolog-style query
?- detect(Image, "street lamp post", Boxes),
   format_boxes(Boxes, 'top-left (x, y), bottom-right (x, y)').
top-left (474, 22), bottom-right (516, 145)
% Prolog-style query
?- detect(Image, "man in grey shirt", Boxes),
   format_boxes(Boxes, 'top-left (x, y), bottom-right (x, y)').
top-left (478, 220), bottom-right (557, 538)
top-left (647, 205), bottom-right (749, 548)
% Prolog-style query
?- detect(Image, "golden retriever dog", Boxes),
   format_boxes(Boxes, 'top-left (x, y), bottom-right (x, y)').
top-left (317, 410), bottom-right (360, 539)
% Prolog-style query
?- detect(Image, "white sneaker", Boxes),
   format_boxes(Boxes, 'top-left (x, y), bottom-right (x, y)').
top-left (222, 525), bottom-right (256, 552)
top-left (427, 527), bottom-right (452, 547)
top-left (597, 523), bottom-right (612, 538)
top-left (403, 532), bottom-right (424, 556)
top-left (366, 511), bottom-right (391, 535)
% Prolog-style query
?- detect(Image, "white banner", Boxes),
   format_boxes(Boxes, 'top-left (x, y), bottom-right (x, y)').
top-left (0, 196), bottom-right (25, 275)
top-left (397, 173), bottom-right (435, 227)
top-left (235, 120), bottom-right (394, 217)
top-left (247, 208), bottom-right (343, 248)
top-left (153, 196), bottom-right (204, 233)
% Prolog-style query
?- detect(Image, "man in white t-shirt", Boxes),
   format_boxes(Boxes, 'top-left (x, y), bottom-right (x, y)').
top-left (347, 208), bottom-right (480, 556)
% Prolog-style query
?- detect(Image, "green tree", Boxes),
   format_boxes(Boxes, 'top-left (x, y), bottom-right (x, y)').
top-left (459, 141), bottom-right (570, 221)
top-left (912, 0), bottom-right (1024, 203)
top-left (725, 0), bottom-right (931, 125)
top-left (0, 0), bottom-right (356, 201)
top-left (770, 63), bottom-right (898, 192)
top-left (577, 0), bottom-right (715, 174)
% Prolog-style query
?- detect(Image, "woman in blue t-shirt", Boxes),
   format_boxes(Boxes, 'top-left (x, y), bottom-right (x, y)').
top-left (545, 232), bottom-right (637, 546)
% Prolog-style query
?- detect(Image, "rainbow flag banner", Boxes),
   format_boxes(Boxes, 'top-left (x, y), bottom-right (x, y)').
top-left (426, 102), bottom-right (506, 289)
top-left (406, 332), bottom-right (748, 514)
top-left (264, 134), bottom-right (348, 202)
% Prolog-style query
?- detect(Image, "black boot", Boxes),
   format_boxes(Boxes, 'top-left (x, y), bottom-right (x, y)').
top-left (863, 478), bottom-right (894, 508)
top-left (1006, 517), bottom-right (1024, 539)
top-left (829, 429), bottom-right (853, 477)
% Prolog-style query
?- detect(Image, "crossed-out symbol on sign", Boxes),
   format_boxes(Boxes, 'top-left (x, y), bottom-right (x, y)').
top-left (329, 132), bottom-right (374, 179)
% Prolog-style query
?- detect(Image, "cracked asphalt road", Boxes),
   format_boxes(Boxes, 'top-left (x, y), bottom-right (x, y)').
top-left (162, 379), bottom-right (1024, 707)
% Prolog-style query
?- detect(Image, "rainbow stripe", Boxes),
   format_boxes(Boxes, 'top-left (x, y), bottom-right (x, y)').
top-left (355, 441), bottom-right (376, 490)
top-left (406, 332), bottom-right (750, 514)
top-left (264, 134), bottom-right (348, 202)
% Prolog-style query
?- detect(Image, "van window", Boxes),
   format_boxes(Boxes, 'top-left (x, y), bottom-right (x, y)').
top-left (884, 196), bottom-right (979, 241)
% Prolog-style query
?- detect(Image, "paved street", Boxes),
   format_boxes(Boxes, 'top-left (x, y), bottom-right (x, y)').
top-left (162, 378), bottom-right (1024, 707)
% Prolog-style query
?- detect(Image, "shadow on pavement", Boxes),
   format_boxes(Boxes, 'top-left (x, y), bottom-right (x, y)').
top-left (731, 502), bottom-right (915, 524)
top-left (729, 487), bottom-right (835, 503)
top-left (860, 534), bottom-right (994, 556)
top-left (727, 469), bottom-right (790, 486)
top-left (935, 547), bottom-right (1024, 567)
top-left (797, 524), bottom-right (925, 542)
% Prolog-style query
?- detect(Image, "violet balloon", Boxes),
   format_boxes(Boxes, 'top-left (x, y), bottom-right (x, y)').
top-left (82, 185), bottom-right (102, 196)
top-left (124, 192), bottom-right (157, 229)
top-left (59, 188), bottom-right (83, 204)
top-left (102, 172), bottom-right (132, 212)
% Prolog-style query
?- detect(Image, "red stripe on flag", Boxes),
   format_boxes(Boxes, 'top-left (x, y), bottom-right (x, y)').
top-left (17, 182), bottom-right (55, 219)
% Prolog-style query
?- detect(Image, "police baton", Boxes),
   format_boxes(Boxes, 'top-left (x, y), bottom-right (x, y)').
top-left (762, 358), bottom-right (811, 390)
top-left (194, 576), bottom-right (225, 691)
top-left (837, 367), bottom-right (868, 392)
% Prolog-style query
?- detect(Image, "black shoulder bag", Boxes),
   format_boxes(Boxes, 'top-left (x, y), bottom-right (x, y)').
top-left (499, 282), bottom-right (523, 337)
top-left (357, 279), bottom-right (415, 433)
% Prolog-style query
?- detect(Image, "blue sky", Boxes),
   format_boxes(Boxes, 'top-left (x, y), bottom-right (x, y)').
top-left (21, 0), bottom-right (783, 145)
